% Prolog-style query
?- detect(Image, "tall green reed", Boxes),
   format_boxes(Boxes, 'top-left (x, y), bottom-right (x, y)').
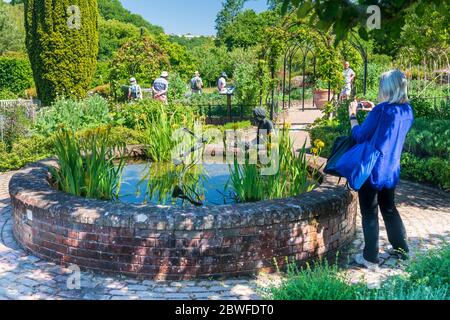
top-left (143, 103), bottom-right (202, 162)
top-left (228, 128), bottom-right (320, 203)
top-left (50, 127), bottom-right (125, 201)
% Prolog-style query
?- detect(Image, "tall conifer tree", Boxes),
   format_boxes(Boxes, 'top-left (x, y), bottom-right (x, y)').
top-left (24, 0), bottom-right (99, 105)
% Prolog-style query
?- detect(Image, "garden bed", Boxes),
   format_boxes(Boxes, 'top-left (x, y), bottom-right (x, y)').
top-left (9, 152), bottom-right (358, 280)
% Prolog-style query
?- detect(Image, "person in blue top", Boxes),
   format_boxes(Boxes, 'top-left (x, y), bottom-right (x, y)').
top-left (348, 70), bottom-right (414, 270)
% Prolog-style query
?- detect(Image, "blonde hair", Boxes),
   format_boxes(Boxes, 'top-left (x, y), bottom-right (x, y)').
top-left (378, 70), bottom-right (409, 104)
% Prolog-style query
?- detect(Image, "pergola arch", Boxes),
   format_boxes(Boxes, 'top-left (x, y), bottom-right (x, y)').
top-left (280, 27), bottom-right (370, 112)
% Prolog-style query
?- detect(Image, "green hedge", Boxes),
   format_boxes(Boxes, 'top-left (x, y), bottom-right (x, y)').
top-left (0, 135), bottom-right (54, 172)
top-left (411, 96), bottom-right (450, 120)
top-left (309, 124), bottom-right (346, 158)
top-left (0, 56), bottom-right (34, 94)
top-left (405, 118), bottom-right (450, 159)
top-left (0, 88), bottom-right (18, 100)
top-left (401, 153), bottom-right (450, 191)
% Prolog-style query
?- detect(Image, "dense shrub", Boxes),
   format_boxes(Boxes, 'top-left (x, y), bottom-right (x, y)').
top-left (77, 125), bottom-right (145, 146)
top-left (0, 88), bottom-right (18, 100)
top-left (0, 135), bottom-right (54, 172)
top-left (109, 36), bottom-right (170, 96)
top-left (24, 0), bottom-right (99, 105)
top-left (405, 118), bottom-right (450, 159)
top-left (112, 99), bottom-right (198, 130)
top-left (179, 92), bottom-right (227, 107)
top-left (91, 60), bottom-right (111, 88)
top-left (0, 105), bottom-right (31, 147)
top-left (167, 73), bottom-right (189, 102)
top-left (309, 124), bottom-right (345, 158)
top-left (401, 153), bottom-right (450, 191)
top-left (0, 56), bottom-right (34, 94)
top-left (34, 96), bottom-right (111, 135)
top-left (410, 96), bottom-right (450, 119)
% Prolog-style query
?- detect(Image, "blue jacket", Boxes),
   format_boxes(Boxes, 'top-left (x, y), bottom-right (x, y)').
top-left (351, 102), bottom-right (414, 190)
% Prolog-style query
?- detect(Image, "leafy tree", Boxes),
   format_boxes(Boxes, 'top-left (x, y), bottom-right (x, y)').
top-left (168, 35), bottom-right (215, 51)
top-left (189, 45), bottom-right (229, 87)
top-left (398, 2), bottom-right (449, 65)
top-left (220, 10), bottom-right (278, 50)
top-left (98, 0), bottom-right (163, 35)
top-left (98, 17), bottom-right (142, 61)
top-left (281, 0), bottom-right (449, 46)
top-left (0, 1), bottom-right (25, 53)
top-left (109, 36), bottom-right (170, 92)
top-left (156, 35), bottom-right (195, 80)
top-left (24, 0), bottom-right (99, 105)
top-left (215, 0), bottom-right (246, 40)
top-left (231, 48), bottom-right (270, 107)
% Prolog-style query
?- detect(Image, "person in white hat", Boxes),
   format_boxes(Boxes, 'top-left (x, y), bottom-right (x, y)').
top-left (128, 77), bottom-right (143, 101)
top-left (152, 71), bottom-right (169, 103)
top-left (217, 72), bottom-right (228, 94)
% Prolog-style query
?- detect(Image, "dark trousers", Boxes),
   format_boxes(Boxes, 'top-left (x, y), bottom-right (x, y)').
top-left (358, 180), bottom-right (409, 263)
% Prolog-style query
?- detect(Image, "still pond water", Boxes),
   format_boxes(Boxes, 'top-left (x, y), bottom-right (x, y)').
top-left (118, 162), bottom-right (235, 206)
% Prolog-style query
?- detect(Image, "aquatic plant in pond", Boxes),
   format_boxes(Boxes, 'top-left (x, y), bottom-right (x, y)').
top-left (142, 102), bottom-right (203, 162)
top-left (50, 128), bottom-right (125, 201)
top-left (228, 129), bottom-right (320, 203)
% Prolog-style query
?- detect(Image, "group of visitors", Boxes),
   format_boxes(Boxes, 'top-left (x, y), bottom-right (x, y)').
top-left (127, 71), bottom-right (230, 103)
top-left (127, 71), bottom-right (169, 103)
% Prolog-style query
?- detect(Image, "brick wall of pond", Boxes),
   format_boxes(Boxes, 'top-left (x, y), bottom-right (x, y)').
top-left (10, 160), bottom-right (358, 280)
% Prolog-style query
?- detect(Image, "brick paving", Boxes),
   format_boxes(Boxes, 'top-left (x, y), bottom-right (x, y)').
top-left (0, 103), bottom-right (449, 300)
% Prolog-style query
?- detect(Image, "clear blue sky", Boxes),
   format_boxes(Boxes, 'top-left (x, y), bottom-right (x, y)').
top-left (120, 0), bottom-right (269, 36)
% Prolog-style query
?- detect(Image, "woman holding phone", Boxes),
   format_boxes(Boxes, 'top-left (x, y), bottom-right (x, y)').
top-left (348, 70), bottom-right (414, 270)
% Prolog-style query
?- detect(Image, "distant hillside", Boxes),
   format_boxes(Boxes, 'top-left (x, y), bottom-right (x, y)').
top-left (7, 0), bottom-right (164, 34)
top-left (98, 0), bottom-right (164, 34)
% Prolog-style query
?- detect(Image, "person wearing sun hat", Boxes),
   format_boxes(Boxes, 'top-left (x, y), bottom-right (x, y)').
top-left (128, 77), bottom-right (143, 101)
top-left (152, 71), bottom-right (169, 103)
top-left (217, 72), bottom-right (228, 94)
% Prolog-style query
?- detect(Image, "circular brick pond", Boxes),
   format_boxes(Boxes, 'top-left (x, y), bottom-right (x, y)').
top-left (9, 156), bottom-right (358, 280)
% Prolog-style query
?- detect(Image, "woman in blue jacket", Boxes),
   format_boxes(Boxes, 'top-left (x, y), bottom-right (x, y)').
top-left (349, 70), bottom-right (414, 270)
